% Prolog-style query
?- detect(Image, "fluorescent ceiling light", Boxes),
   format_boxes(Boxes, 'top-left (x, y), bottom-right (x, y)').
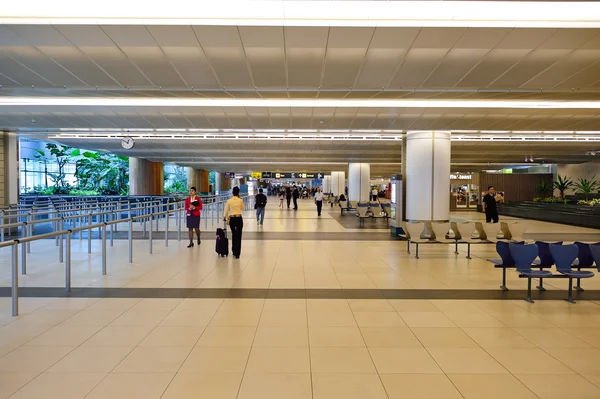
top-left (2, 1), bottom-right (600, 28)
top-left (5, 97), bottom-right (600, 109)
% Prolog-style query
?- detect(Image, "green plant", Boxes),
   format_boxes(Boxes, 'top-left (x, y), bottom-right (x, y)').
top-left (34, 144), bottom-right (78, 190)
top-left (69, 189), bottom-right (100, 196)
top-left (580, 198), bottom-right (600, 206)
top-left (75, 151), bottom-right (129, 195)
top-left (553, 175), bottom-right (574, 199)
top-left (164, 165), bottom-right (187, 193)
top-left (574, 176), bottom-right (599, 201)
top-left (533, 197), bottom-right (542, 202)
top-left (537, 180), bottom-right (551, 197)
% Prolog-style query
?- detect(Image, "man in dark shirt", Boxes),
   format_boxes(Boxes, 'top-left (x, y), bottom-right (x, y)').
top-left (293, 186), bottom-right (300, 210)
top-left (286, 186), bottom-right (292, 209)
top-left (482, 185), bottom-right (499, 223)
top-left (255, 188), bottom-right (267, 225)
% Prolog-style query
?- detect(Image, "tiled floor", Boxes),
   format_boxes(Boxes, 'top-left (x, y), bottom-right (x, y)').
top-left (0, 200), bottom-right (599, 398)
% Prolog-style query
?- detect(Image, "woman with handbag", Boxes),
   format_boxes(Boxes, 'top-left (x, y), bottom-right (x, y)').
top-left (223, 186), bottom-right (245, 259)
top-left (184, 187), bottom-right (203, 248)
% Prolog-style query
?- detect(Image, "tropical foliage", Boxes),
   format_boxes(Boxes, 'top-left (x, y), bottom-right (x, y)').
top-left (164, 165), bottom-right (187, 193)
top-left (537, 180), bottom-right (552, 198)
top-left (553, 175), bottom-right (574, 199)
top-left (75, 151), bottom-right (129, 195)
top-left (574, 176), bottom-right (599, 201)
top-left (34, 143), bottom-right (79, 194)
top-left (533, 197), bottom-right (567, 204)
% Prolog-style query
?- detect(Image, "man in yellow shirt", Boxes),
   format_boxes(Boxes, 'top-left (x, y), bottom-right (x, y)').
top-left (223, 186), bottom-right (245, 258)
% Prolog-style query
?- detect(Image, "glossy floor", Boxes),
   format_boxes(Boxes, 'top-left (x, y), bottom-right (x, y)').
top-left (0, 200), bottom-right (599, 398)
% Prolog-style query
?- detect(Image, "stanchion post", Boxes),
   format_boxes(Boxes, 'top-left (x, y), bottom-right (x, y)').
top-left (59, 219), bottom-right (64, 263)
top-left (102, 224), bottom-right (107, 275)
top-left (178, 206), bottom-right (182, 241)
top-left (128, 218), bottom-right (133, 263)
top-left (12, 243), bottom-right (18, 316)
top-left (26, 214), bottom-right (31, 253)
top-left (149, 214), bottom-right (153, 254)
top-left (165, 211), bottom-right (169, 247)
top-left (65, 233), bottom-right (71, 292)
top-left (110, 213), bottom-right (115, 247)
top-left (88, 214), bottom-right (92, 254)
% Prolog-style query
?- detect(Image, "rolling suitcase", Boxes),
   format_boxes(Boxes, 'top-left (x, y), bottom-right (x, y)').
top-left (216, 221), bottom-right (229, 257)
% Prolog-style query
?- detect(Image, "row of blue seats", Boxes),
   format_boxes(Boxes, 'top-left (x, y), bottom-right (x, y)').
top-left (490, 241), bottom-right (600, 303)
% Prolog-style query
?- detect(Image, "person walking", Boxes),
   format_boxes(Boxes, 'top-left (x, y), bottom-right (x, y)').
top-left (371, 187), bottom-right (378, 201)
top-left (286, 186), bottom-right (292, 209)
top-left (223, 186), bottom-right (245, 259)
top-left (278, 189), bottom-right (284, 208)
top-left (315, 187), bottom-right (324, 216)
top-left (184, 187), bottom-right (203, 248)
top-left (255, 188), bottom-right (267, 225)
top-left (293, 186), bottom-right (300, 210)
top-left (482, 185), bottom-right (499, 223)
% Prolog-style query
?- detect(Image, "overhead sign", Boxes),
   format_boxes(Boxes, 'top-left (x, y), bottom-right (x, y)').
top-left (251, 172), bottom-right (262, 179)
top-left (262, 172), bottom-right (272, 179)
top-left (450, 174), bottom-right (472, 180)
top-left (224, 172), bottom-right (236, 178)
top-left (260, 172), bottom-right (323, 180)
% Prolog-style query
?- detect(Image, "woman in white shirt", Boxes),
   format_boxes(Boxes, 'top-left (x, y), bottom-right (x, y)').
top-left (314, 187), bottom-right (324, 216)
top-left (223, 186), bottom-right (245, 259)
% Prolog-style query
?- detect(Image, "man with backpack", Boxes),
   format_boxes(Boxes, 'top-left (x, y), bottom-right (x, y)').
top-left (255, 188), bottom-right (268, 225)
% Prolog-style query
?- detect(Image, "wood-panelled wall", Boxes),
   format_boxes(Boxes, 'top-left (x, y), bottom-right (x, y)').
top-left (197, 170), bottom-right (210, 192)
top-left (129, 158), bottom-right (164, 196)
top-left (479, 173), bottom-right (553, 202)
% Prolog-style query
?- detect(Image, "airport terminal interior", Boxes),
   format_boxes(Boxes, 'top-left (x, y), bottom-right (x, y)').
top-left (2, 1), bottom-right (600, 398)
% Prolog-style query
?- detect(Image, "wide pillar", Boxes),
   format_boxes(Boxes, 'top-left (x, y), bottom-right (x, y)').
top-left (129, 158), bottom-right (164, 196)
top-left (348, 163), bottom-right (370, 202)
top-left (1, 132), bottom-right (19, 207)
top-left (405, 131), bottom-right (451, 222)
top-left (217, 173), bottom-right (232, 192)
top-left (186, 167), bottom-right (197, 190)
top-left (330, 171), bottom-right (345, 196)
top-left (323, 175), bottom-right (331, 193)
top-left (197, 169), bottom-right (210, 193)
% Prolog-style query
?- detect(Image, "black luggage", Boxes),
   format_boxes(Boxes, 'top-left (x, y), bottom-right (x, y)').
top-left (216, 225), bottom-right (229, 257)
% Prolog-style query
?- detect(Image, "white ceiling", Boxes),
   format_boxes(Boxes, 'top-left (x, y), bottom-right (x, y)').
top-left (2, 24), bottom-right (600, 172)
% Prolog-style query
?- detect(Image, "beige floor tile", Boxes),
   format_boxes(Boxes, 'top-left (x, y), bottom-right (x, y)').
top-left (15, 310), bottom-right (81, 327)
top-left (86, 298), bottom-right (140, 312)
top-left (253, 326), bottom-right (308, 347)
top-left (430, 300), bottom-right (482, 313)
top-left (114, 346), bottom-right (191, 373)
top-left (83, 326), bottom-right (152, 347)
top-left (237, 373), bottom-right (312, 399)
top-left (174, 298), bottom-right (223, 312)
top-left (444, 312), bottom-right (506, 328)
top-left (583, 374), bottom-right (600, 388)
top-left (544, 347), bottom-right (600, 375)
top-left (381, 373), bottom-right (463, 399)
top-left (449, 374), bottom-right (538, 399)
top-left (310, 347), bottom-right (376, 373)
top-left (462, 327), bottom-right (536, 348)
top-left (41, 298), bottom-right (100, 311)
top-left (411, 327), bottom-right (479, 348)
top-left (59, 310), bottom-right (124, 327)
top-left (109, 310), bottom-right (170, 327)
top-left (262, 299), bottom-right (306, 312)
top-left (0, 346), bottom-right (74, 372)
top-left (564, 328), bottom-right (600, 348)
top-left (159, 310), bottom-right (215, 327)
top-left (259, 311), bottom-right (307, 327)
top-left (517, 374), bottom-right (600, 399)
top-left (347, 299), bottom-right (395, 312)
top-left (513, 327), bottom-right (593, 348)
top-left (196, 326), bottom-right (256, 347)
top-left (219, 299), bottom-right (265, 312)
top-left (307, 299), bottom-right (350, 312)
top-left (428, 348), bottom-right (507, 374)
top-left (369, 347), bottom-right (442, 373)
top-left (313, 373), bottom-right (388, 399)
top-left (161, 373), bottom-right (242, 399)
top-left (308, 310), bottom-right (357, 327)
top-left (399, 312), bottom-right (456, 328)
top-left (210, 310), bottom-right (262, 327)
top-left (486, 311), bottom-right (554, 328)
top-left (353, 311), bottom-right (406, 327)
top-left (85, 372), bottom-right (174, 399)
top-left (140, 327), bottom-right (204, 347)
top-left (309, 326), bottom-right (365, 347)
top-left (390, 300), bottom-right (440, 313)
top-left (130, 298), bottom-right (182, 311)
top-left (486, 347), bottom-right (574, 374)
top-left (27, 325), bottom-right (102, 346)
top-left (0, 373), bottom-right (39, 399)
top-left (179, 346), bottom-right (251, 373)
top-left (245, 347), bottom-right (310, 374)
top-left (9, 372), bottom-right (105, 399)
top-left (359, 327), bottom-right (423, 348)
top-left (48, 346), bottom-right (132, 373)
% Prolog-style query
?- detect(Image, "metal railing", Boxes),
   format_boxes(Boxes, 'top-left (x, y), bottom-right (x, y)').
top-left (1, 193), bottom-right (254, 316)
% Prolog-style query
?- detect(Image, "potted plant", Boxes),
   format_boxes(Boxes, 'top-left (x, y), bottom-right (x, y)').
top-left (537, 180), bottom-right (551, 198)
top-left (553, 175), bottom-right (573, 200)
top-left (574, 176), bottom-right (598, 201)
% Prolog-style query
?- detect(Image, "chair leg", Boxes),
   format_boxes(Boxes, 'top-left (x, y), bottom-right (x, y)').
top-left (407, 241), bottom-right (410, 254)
top-left (536, 278), bottom-right (546, 291)
top-left (415, 243), bottom-right (419, 259)
top-left (454, 241), bottom-right (458, 254)
top-left (525, 278), bottom-right (534, 303)
top-left (575, 275), bottom-right (584, 292)
top-left (466, 243), bottom-right (471, 259)
top-left (564, 277), bottom-right (576, 304)
top-left (500, 268), bottom-right (508, 291)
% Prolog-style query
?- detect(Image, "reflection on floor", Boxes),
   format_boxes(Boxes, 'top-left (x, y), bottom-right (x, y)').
top-left (0, 200), bottom-right (599, 398)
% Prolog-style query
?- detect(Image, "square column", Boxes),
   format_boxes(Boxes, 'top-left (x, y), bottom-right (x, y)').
top-left (129, 158), bottom-right (164, 196)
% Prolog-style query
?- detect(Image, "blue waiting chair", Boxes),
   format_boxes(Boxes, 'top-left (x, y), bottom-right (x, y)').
top-left (550, 244), bottom-right (595, 304)
top-left (573, 242), bottom-right (599, 291)
top-left (492, 241), bottom-right (524, 291)
top-left (510, 244), bottom-right (553, 303)
top-left (590, 244), bottom-right (600, 270)
top-left (534, 241), bottom-right (563, 291)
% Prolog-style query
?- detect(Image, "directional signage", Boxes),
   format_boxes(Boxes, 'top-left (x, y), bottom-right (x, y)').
top-left (262, 172), bottom-right (272, 179)
top-left (251, 172), bottom-right (262, 179)
top-left (260, 172), bottom-right (323, 180)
